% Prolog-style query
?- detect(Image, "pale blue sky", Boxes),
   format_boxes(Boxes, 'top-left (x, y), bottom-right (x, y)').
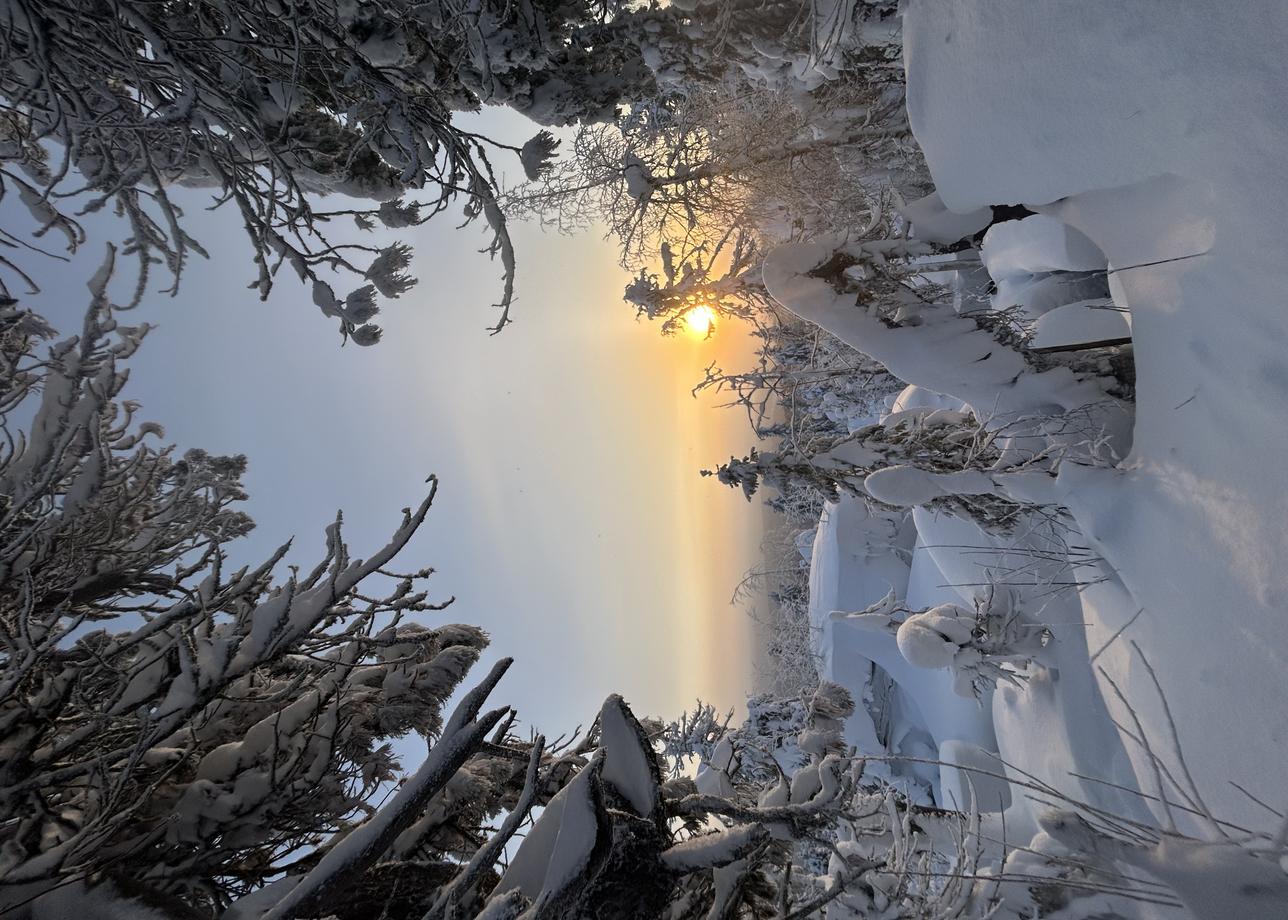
top-left (9, 108), bottom-right (767, 735)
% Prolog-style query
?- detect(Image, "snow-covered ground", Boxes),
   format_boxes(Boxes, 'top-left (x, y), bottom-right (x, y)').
top-left (778, 3), bottom-right (1288, 916)
top-left (904, 0), bottom-right (1288, 835)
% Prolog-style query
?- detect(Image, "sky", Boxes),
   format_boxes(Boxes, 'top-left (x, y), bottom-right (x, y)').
top-left (9, 108), bottom-right (770, 737)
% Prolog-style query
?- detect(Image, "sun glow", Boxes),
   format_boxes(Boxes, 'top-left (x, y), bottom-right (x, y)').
top-left (683, 305), bottom-right (717, 339)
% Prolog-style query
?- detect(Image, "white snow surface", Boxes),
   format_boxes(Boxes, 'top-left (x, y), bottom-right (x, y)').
top-left (882, 384), bottom-right (962, 420)
top-left (495, 753), bottom-right (602, 902)
top-left (910, 508), bottom-right (1153, 827)
top-left (807, 494), bottom-right (916, 663)
top-left (936, 740), bottom-right (1011, 815)
top-left (900, 191), bottom-right (991, 245)
top-left (809, 497), bottom-right (997, 801)
top-left (980, 214), bottom-right (1106, 277)
top-left (1031, 300), bottom-right (1130, 350)
top-left (905, 0), bottom-right (1288, 834)
top-left (599, 695), bottom-right (659, 818)
top-left (990, 269), bottom-right (1109, 319)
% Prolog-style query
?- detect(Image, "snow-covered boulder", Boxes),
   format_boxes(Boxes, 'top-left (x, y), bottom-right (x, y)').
top-left (808, 495), bottom-right (915, 671)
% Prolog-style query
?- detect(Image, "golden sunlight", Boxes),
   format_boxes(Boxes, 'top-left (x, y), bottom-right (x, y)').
top-left (683, 305), bottom-right (717, 339)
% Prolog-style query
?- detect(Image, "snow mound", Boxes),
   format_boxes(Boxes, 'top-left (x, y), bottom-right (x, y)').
top-left (882, 383), bottom-right (963, 421)
top-left (981, 213), bottom-right (1106, 277)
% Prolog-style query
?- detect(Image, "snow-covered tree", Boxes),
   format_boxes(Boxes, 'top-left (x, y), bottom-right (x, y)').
top-left (4, 0), bottom-right (764, 337)
top-left (0, 0), bottom-right (570, 335)
top-left (841, 585), bottom-right (1050, 700)
top-left (761, 236), bottom-right (1132, 473)
top-left (706, 400), bottom-right (1069, 535)
top-left (0, 0), bottom-right (910, 340)
top-left (659, 703), bottom-right (734, 779)
top-left (623, 230), bottom-right (769, 336)
top-left (695, 311), bottom-right (901, 445)
top-left (504, 67), bottom-right (916, 271)
top-left (0, 259), bottom-right (587, 918)
top-left (641, 682), bottom-right (998, 920)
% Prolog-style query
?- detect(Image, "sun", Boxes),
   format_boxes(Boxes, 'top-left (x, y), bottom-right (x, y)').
top-left (683, 305), bottom-right (717, 339)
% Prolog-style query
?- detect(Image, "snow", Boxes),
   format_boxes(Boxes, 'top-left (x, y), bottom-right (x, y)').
top-left (259, 658), bottom-right (512, 920)
top-left (695, 738), bottom-right (738, 797)
top-left (990, 270), bottom-right (1110, 319)
top-left (980, 214), bottom-right (1105, 277)
top-left (528, 758), bottom-right (602, 902)
top-left (1041, 811), bottom-right (1288, 920)
top-left (494, 785), bottom-right (570, 899)
top-left (762, 237), bottom-right (1129, 442)
top-left (895, 606), bottom-right (972, 670)
top-left (936, 740), bottom-right (1011, 814)
top-left (1031, 300), bottom-right (1130, 350)
top-left (883, 384), bottom-right (963, 420)
top-left (495, 753), bottom-right (603, 901)
top-left (18, 1), bottom-right (1288, 914)
top-left (660, 825), bottom-right (767, 872)
top-left (810, 498), bottom-right (998, 802)
top-left (750, 1), bottom-right (1288, 898)
top-left (976, 214), bottom-right (1112, 322)
top-left (905, 0), bottom-right (1288, 836)
top-left (911, 507), bottom-right (1153, 828)
top-left (599, 694), bottom-right (660, 818)
top-left (900, 191), bottom-right (991, 246)
top-left (756, 11), bottom-right (1288, 892)
top-left (622, 153), bottom-right (653, 200)
top-left (864, 465), bottom-right (995, 508)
